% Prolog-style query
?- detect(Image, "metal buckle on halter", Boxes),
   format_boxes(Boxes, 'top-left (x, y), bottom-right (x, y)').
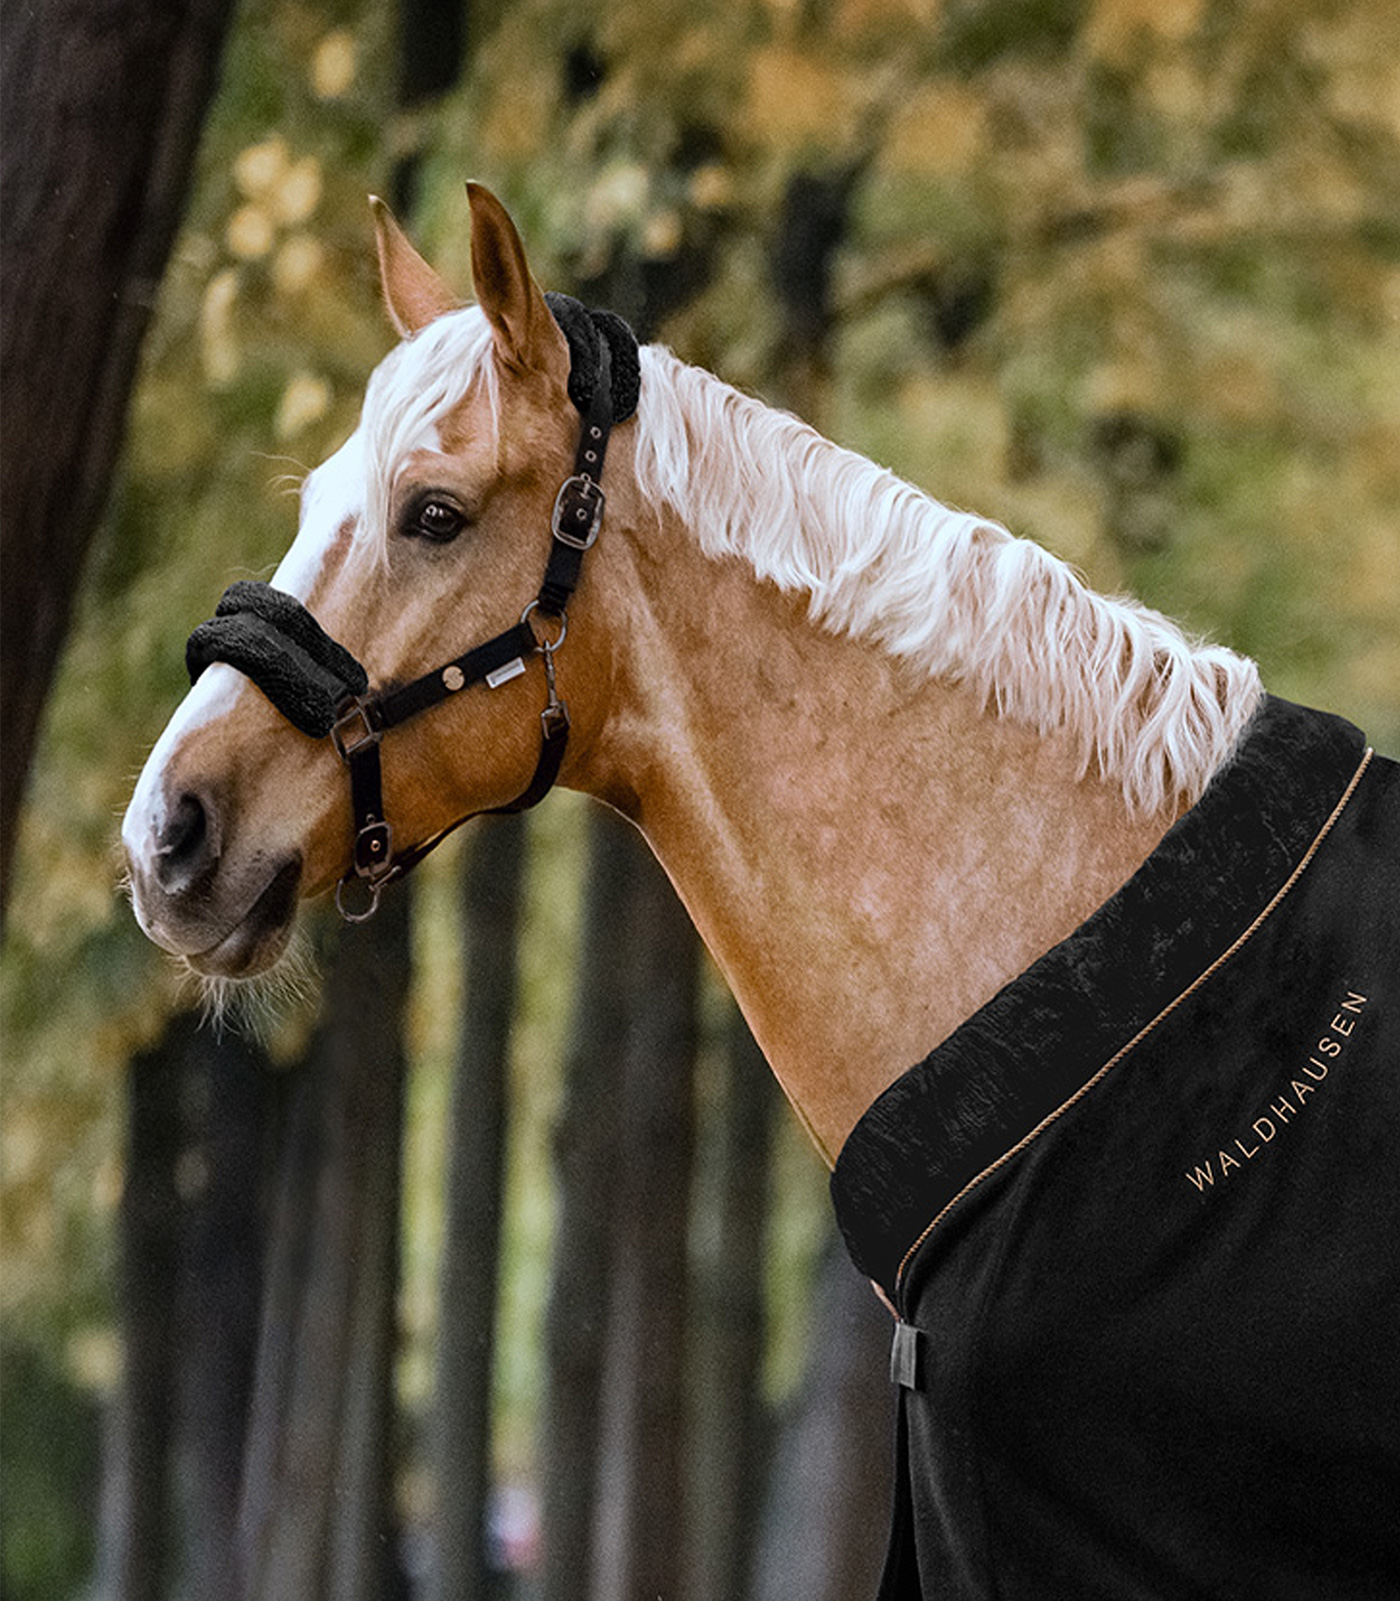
top-left (551, 474), bottom-right (605, 550)
top-left (353, 819), bottom-right (394, 877)
top-left (335, 817), bottom-right (395, 922)
top-left (331, 698), bottom-right (381, 762)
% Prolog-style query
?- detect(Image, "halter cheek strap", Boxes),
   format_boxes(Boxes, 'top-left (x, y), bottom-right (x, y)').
top-left (186, 297), bottom-right (637, 922)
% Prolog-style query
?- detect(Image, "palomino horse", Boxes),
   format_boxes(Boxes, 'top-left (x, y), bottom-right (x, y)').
top-left (125, 186), bottom-right (1399, 1598)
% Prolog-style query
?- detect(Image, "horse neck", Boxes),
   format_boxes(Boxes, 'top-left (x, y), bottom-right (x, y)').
top-left (571, 496), bottom-right (1180, 1165)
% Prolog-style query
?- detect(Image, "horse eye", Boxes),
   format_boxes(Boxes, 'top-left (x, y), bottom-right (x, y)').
top-left (404, 497), bottom-right (467, 543)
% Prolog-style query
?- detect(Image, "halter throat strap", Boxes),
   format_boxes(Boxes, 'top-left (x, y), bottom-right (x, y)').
top-left (185, 298), bottom-right (634, 921)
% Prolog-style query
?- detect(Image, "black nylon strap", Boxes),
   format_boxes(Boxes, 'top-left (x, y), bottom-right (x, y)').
top-left (337, 682), bottom-right (570, 907)
top-left (537, 491), bottom-right (593, 616)
top-left (348, 743), bottom-right (392, 876)
top-left (536, 338), bottom-right (615, 618)
top-left (372, 620), bottom-right (539, 731)
top-left (492, 702), bottom-right (570, 814)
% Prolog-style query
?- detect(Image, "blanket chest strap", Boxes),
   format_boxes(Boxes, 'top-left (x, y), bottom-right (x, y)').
top-left (890, 1321), bottom-right (925, 1390)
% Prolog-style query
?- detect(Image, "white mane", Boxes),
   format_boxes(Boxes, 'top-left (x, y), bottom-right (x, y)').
top-left (360, 309), bottom-right (1262, 814)
top-left (633, 347), bottom-right (1261, 813)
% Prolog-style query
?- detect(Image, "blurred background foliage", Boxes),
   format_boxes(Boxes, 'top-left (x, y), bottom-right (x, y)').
top-left (3, 0), bottom-right (1398, 1594)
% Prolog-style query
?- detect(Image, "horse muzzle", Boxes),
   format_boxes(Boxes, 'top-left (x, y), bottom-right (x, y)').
top-left (124, 739), bottom-right (305, 979)
top-left (126, 821), bottom-right (303, 980)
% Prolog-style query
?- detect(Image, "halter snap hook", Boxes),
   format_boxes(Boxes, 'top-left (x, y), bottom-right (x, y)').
top-left (540, 636), bottom-right (569, 741)
top-left (336, 872), bottom-right (385, 924)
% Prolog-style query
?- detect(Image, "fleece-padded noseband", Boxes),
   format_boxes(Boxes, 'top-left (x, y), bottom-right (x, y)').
top-left (185, 295), bottom-right (637, 919)
top-left (186, 581), bottom-right (369, 738)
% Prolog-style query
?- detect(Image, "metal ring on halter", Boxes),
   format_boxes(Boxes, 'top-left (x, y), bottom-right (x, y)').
top-left (521, 599), bottom-right (567, 653)
top-left (335, 873), bottom-right (385, 924)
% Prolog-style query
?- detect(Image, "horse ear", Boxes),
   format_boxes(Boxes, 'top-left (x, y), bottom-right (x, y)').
top-left (466, 181), bottom-right (568, 377)
top-left (370, 196), bottom-right (459, 337)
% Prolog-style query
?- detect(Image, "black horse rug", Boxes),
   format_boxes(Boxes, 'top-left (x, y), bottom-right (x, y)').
top-left (831, 696), bottom-right (1399, 1600)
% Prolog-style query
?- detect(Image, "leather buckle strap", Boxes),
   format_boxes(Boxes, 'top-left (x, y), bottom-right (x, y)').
top-left (332, 694), bottom-right (396, 922)
top-left (537, 340), bottom-right (615, 618)
top-left (352, 815), bottom-right (393, 878)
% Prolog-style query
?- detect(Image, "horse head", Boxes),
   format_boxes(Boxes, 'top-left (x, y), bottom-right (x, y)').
top-left (123, 184), bottom-right (628, 978)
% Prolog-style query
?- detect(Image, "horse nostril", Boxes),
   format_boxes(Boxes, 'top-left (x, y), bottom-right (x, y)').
top-left (154, 791), bottom-right (219, 893)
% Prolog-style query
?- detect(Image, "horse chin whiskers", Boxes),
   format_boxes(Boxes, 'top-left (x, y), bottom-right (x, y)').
top-left (183, 925), bottom-right (319, 1043)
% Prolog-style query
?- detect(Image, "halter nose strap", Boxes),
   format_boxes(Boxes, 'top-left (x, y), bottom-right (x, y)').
top-left (186, 580), bottom-right (369, 737)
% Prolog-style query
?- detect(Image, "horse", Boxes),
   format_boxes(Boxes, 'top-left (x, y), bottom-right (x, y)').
top-left (123, 184), bottom-right (1400, 1599)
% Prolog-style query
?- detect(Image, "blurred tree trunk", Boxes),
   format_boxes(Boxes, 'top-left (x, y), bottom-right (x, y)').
top-left (391, 0), bottom-right (469, 216)
top-left (592, 831), bottom-right (701, 1601)
top-left (689, 1009), bottom-right (779, 1601)
top-left (429, 817), bottom-right (527, 1601)
top-left (538, 806), bottom-right (634, 1601)
top-left (754, 1239), bottom-right (893, 1601)
top-left (237, 896), bottom-right (412, 1601)
top-left (770, 162), bottom-right (864, 426)
top-left (98, 1013), bottom-right (276, 1601)
top-left (0, 0), bottom-right (237, 920)
top-left (108, 1033), bottom-right (183, 1601)
top-left (397, 0), bottom-right (467, 107)
top-left (176, 1017), bottom-right (278, 1601)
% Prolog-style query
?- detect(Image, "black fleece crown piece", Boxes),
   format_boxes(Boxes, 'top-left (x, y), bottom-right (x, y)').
top-left (545, 292), bottom-right (641, 423)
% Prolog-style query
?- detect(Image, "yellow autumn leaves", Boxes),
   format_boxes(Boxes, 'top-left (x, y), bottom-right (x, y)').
top-left (192, 20), bottom-right (363, 433)
top-left (200, 134), bottom-right (332, 436)
top-left (227, 136), bottom-right (324, 261)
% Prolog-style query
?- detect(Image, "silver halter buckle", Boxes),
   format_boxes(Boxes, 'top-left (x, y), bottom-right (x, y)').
top-left (551, 473), bottom-right (605, 550)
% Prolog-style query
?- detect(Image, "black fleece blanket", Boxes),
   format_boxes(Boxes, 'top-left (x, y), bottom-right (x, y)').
top-left (830, 697), bottom-right (1400, 1600)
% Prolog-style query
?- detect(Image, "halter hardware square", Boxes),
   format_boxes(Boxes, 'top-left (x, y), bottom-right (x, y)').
top-left (331, 700), bottom-right (380, 762)
top-left (552, 474), bottom-right (605, 550)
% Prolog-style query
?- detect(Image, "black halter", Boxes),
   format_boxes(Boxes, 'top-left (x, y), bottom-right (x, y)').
top-left (186, 295), bottom-right (639, 922)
